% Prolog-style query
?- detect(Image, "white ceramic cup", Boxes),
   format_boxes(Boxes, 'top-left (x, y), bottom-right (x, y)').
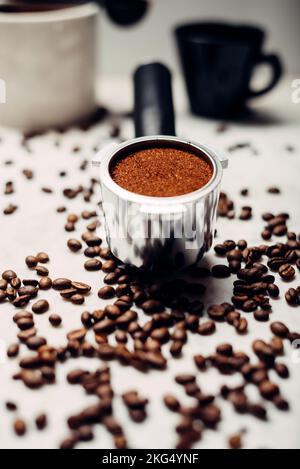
top-left (0, 2), bottom-right (99, 132)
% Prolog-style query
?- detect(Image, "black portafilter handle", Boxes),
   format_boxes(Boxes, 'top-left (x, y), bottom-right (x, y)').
top-left (134, 62), bottom-right (176, 137)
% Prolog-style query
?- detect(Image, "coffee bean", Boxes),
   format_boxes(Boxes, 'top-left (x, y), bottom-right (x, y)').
top-left (16, 317), bottom-right (35, 330)
top-left (194, 354), bottom-right (206, 370)
top-left (259, 380), bottom-right (279, 399)
top-left (270, 321), bottom-right (289, 338)
top-left (267, 283), bottom-right (280, 298)
top-left (7, 343), bottom-right (19, 357)
top-left (211, 265), bottom-right (231, 278)
top-left (67, 328), bottom-right (87, 342)
top-left (48, 313), bottom-right (62, 327)
top-left (285, 287), bottom-right (300, 305)
top-left (278, 263), bottom-right (295, 280)
top-left (21, 370), bottom-right (44, 388)
top-left (39, 277), bottom-right (52, 290)
top-left (26, 336), bottom-right (47, 350)
top-left (140, 299), bottom-right (164, 313)
top-left (207, 304), bottom-right (227, 320)
top-left (2, 270), bottom-right (17, 281)
top-left (35, 413), bottom-right (47, 430)
top-left (228, 433), bottom-right (242, 449)
top-left (36, 252), bottom-right (49, 263)
top-left (252, 340), bottom-right (275, 366)
top-left (150, 327), bottom-right (169, 343)
top-left (98, 286), bottom-right (115, 300)
top-left (18, 327), bottom-right (37, 343)
top-left (270, 336), bottom-right (284, 355)
top-left (25, 255), bottom-right (38, 268)
top-left (102, 260), bottom-right (117, 273)
top-left (71, 294), bottom-right (85, 305)
top-left (32, 299), bottom-right (49, 314)
top-left (198, 320), bottom-right (216, 335)
top-left (275, 363), bottom-right (289, 378)
top-left (67, 239), bottom-right (82, 252)
top-left (164, 395), bottom-right (180, 411)
top-left (52, 278), bottom-right (72, 290)
top-left (254, 310), bottom-right (269, 321)
top-left (71, 281), bottom-right (91, 294)
top-left (35, 265), bottom-right (49, 276)
top-left (14, 419), bottom-right (26, 436)
top-left (214, 244), bottom-right (227, 256)
top-left (84, 259), bottom-right (102, 271)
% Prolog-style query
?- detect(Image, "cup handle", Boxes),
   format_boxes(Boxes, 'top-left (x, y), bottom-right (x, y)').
top-left (247, 53), bottom-right (283, 98)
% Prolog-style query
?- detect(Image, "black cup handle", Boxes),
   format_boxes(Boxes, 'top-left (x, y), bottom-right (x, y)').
top-left (134, 62), bottom-right (176, 137)
top-left (247, 53), bottom-right (283, 98)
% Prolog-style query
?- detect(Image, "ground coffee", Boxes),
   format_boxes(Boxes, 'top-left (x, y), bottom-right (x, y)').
top-left (110, 147), bottom-right (213, 197)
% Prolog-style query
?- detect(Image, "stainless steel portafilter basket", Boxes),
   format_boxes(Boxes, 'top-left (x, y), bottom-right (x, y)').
top-left (92, 62), bottom-right (228, 270)
top-left (92, 135), bottom-right (228, 270)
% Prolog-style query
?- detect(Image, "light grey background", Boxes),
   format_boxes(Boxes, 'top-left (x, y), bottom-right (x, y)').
top-left (98, 0), bottom-right (300, 76)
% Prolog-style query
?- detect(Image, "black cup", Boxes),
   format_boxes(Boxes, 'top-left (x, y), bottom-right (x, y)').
top-left (174, 22), bottom-right (283, 118)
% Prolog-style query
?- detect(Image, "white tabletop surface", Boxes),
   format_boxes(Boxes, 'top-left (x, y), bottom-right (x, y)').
top-left (0, 76), bottom-right (300, 449)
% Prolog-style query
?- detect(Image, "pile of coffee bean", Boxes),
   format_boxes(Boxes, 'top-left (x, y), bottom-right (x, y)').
top-left (1, 128), bottom-right (300, 449)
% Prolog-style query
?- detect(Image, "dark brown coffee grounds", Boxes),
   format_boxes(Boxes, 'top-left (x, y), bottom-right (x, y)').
top-left (110, 147), bottom-right (213, 197)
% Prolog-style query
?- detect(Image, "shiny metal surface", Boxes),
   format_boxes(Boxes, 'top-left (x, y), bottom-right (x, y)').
top-left (93, 135), bottom-right (228, 270)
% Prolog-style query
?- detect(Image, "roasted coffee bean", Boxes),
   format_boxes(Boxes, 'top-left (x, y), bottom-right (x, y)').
top-left (252, 340), bottom-right (275, 366)
top-left (216, 343), bottom-right (233, 356)
top-left (14, 419), bottom-right (26, 436)
top-left (207, 304), bottom-right (227, 320)
top-left (65, 222), bottom-right (75, 232)
top-left (67, 239), bottom-right (82, 252)
top-left (267, 186), bottom-right (281, 194)
top-left (36, 252), bottom-right (49, 263)
top-left (60, 288), bottom-right (77, 298)
top-left (198, 320), bottom-right (216, 335)
top-left (270, 336), bottom-right (284, 355)
top-left (273, 224), bottom-right (287, 236)
top-left (39, 276), bottom-right (52, 289)
top-left (18, 285), bottom-right (38, 298)
top-left (239, 206), bottom-right (252, 220)
top-left (115, 310), bottom-right (138, 327)
top-left (102, 260), bottom-right (117, 273)
top-left (285, 288), bottom-right (300, 305)
top-left (32, 299), bottom-right (49, 314)
top-left (35, 413), bottom-right (47, 430)
top-left (21, 370), bottom-right (44, 388)
top-left (141, 299), bottom-right (164, 313)
top-left (259, 380), bottom-right (279, 399)
top-left (214, 244), bottom-right (227, 256)
top-left (278, 263), bottom-right (295, 280)
top-left (267, 257), bottom-right (287, 271)
top-left (2, 270), bottom-right (17, 281)
top-left (85, 235), bottom-right (102, 247)
top-left (241, 300), bottom-right (257, 312)
top-left (26, 336), bottom-right (47, 350)
top-left (67, 214), bottom-right (78, 224)
top-left (6, 401), bottom-right (17, 411)
top-left (84, 259), bottom-right (102, 271)
top-left (67, 328), bottom-right (87, 342)
top-left (254, 310), bottom-right (269, 321)
top-left (275, 363), bottom-right (289, 378)
top-left (52, 278), bottom-right (72, 290)
top-left (261, 228), bottom-right (272, 240)
top-left (270, 321), bottom-right (289, 338)
top-left (16, 317), bottom-right (35, 330)
top-left (71, 294), bottom-right (85, 305)
top-left (7, 343), bottom-right (19, 357)
top-left (194, 354), bottom-right (206, 370)
top-left (228, 433), bottom-right (242, 449)
top-left (3, 203), bottom-right (17, 215)
top-left (164, 395), bottom-right (180, 411)
top-left (11, 277), bottom-right (22, 289)
top-left (267, 283), bottom-right (280, 298)
top-left (98, 286), bottom-right (115, 300)
top-left (211, 265), bottom-right (231, 278)
top-left (150, 327), bottom-right (169, 343)
top-left (35, 265), bottom-right (49, 276)
top-left (84, 246), bottom-right (100, 257)
top-left (94, 319), bottom-right (115, 334)
top-left (71, 281), bottom-right (91, 294)
top-left (12, 295), bottom-right (31, 308)
top-left (170, 341), bottom-right (183, 357)
top-left (49, 314), bottom-right (62, 327)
